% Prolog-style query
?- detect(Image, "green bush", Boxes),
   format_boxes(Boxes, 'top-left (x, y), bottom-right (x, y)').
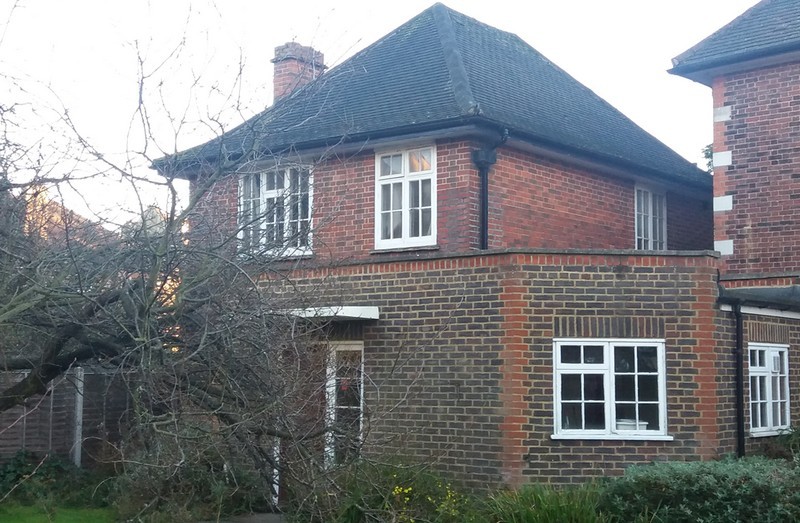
top-left (111, 449), bottom-right (272, 522)
top-left (287, 462), bottom-right (485, 523)
top-left (487, 483), bottom-right (606, 523)
top-left (597, 457), bottom-right (800, 522)
top-left (0, 450), bottom-right (110, 509)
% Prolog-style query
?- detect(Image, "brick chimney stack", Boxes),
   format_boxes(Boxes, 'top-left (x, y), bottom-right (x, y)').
top-left (272, 42), bottom-right (326, 101)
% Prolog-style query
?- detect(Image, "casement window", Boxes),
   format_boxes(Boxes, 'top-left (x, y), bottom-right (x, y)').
top-left (238, 166), bottom-right (312, 255)
top-left (553, 339), bottom-right (670, 439)
top-left (635, 187), bottom-right (666, 250)
top-left (375, 146), bottom-right (437, 249)
top-left (749, 343), bottom-right (790, 436)
top-left (325, 342), bottom-right (364, 466)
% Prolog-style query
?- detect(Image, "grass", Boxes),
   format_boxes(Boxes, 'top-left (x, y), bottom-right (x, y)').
top-left (0, 504), bottom-right (115, 523)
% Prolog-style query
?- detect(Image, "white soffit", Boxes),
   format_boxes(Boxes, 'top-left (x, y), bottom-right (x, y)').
top-left (283, 306), bottom-right (380, 321)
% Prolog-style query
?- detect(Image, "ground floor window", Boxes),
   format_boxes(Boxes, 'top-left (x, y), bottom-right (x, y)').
top-left (553, 338), bottom-right (668, 439)
top-left (325, 342), bottom-right (364, 465)
top-left (749, 342), bottom-right (790, 436)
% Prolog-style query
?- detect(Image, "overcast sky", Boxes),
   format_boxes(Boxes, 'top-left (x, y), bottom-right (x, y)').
top-left (0, 0), bottom-right (760, 217)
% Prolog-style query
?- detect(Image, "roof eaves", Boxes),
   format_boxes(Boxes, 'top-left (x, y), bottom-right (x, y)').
top-left (669, 41), bottom-right (800, 78)
top-left (719, 285), bottom-right (800, 312)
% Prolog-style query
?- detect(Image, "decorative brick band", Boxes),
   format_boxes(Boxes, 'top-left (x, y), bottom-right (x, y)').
top-left (746, 320), bottom-right (791, 345)
top-left (554, 316), bottom-right (665, 339)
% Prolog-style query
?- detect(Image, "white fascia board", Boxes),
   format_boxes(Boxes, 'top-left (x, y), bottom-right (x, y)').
top-left (720, 304), bottom-right (800, 320)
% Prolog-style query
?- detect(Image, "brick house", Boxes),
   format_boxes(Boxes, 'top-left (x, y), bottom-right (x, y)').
top-left (154, 1), bottom-right (799, 487)
top-left (671, 0), bottom-right (800, 457)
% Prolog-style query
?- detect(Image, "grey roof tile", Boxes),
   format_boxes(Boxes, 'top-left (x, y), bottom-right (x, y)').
top-left (671, 0), bottom-right (800, 75)
top-left (158, 3), bottom-right (707, 188)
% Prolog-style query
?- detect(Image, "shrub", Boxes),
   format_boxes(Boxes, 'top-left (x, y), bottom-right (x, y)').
top-left (0, 450), bottom-right (110, 509)
top-left (597, 456), bottom-right (800, 522)
top-left (487, 483), bottom-right (605, 523)
top-left (110, 448), bottom-right (272, 522)
top-left (287, 461), bottom-right (485, 523)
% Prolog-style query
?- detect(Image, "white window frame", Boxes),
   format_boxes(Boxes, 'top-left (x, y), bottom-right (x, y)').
top-left (325, 341), bottom-right (364, 467)
top-left (552, 338), bottom-right (671, 440)
top-left (374, 145), bottom-right (437, 250)
top-left (238, 166), bottom-right (313, 256)
top-left (635, 186), bottom-right (666, 250)
top-left (748, 342), bottom-right (790, 437)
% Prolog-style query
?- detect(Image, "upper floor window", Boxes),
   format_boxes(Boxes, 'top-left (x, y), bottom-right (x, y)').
top-left (374, 146), bottom-right (437, 250)
top-left (238, 166), bottom-right (312, 255)
top-left (635, 187), bottom-right (666, 250)
top-left (749, 343), bottom-right (790, 436)
top-left (553, 338), bottom-right (669, 440)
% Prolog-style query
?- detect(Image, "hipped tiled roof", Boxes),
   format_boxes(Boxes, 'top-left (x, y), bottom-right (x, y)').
top-left (671, 0), bottom-right (800, 78)
top-left (157, 3), bottom-right (707, 187)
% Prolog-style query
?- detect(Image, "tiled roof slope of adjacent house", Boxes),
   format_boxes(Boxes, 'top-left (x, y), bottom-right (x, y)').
top-left (670, 0), bottom-right (800, 79)
top-left (157, 3), bottom-right (707, 187)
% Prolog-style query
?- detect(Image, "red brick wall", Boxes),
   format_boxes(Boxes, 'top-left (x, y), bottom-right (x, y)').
top-left (275, 250), bottom-right (732, 487)
top-left (712, 61), bottom-right (800, 277)
top-left (490, 147), bottom-right (711, 251)
top-left (490, 149), bottom-right (630, 249)
top-left (189, 139), bottom-right (712, 259)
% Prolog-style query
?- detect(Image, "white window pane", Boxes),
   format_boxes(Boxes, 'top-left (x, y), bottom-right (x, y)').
top-left (410, 180), bottom-right (419, 208)
top-left (381, 213), bottom-right (391, 240)
top-left (380, 156), bottom-right (392, 176)
top-left (614, 346), bottom-right (634, 372)
top-left (421, 179), bottom-right (432, 206)
top-left (561, 345), bottom-right (581, 364)
top-left (409, 151), bottom-right (420, 172)
top-left (615, 375), bottom-right (635, 401)
top-left (562, 403), bottom-right (581, 430)
top-left (615, 403), bottom-right (635, 422)
top-left (585, 403), bottom-right (605, 429)
top-left (421, 209), bottom-right (432, 236)
top-left (561, 375), bottom-right (581, 401)
top-left (584, 345), bottom-right (604, 364)
top-left (392, 211), bottom-right (402, 238)
top-left (381, 185), bottom-right (391, 212)
top-left (392, 183), bottom-right (402, 209)
top-left (639, 404), bottom-right (659, 430)
top-left (638, 375), bottom-right (659, 402)
top-left (750, 376), bottom-right (760, 401)
top-left (584, 374), bottom-right (604, 401)
top-left (410, 209), bottom-right (420, 237)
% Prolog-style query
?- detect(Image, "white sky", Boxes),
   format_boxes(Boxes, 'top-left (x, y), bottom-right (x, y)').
top-left (0, 0), bottom-right (760, 219)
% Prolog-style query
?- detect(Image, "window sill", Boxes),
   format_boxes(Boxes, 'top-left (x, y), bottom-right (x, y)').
top-left (551, 434), bottom-right (674, 441)
top-left (750, 429), bottom-right (788, 438)
top-left (370, 245), bottom-right (439, 255)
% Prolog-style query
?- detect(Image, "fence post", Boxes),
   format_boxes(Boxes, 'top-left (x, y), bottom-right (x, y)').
top-left (71, 368), bottom-right (85, 467)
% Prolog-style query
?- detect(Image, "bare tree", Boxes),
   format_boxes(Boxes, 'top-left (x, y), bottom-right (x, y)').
top-left (0, 37), bottom-right (378, 521)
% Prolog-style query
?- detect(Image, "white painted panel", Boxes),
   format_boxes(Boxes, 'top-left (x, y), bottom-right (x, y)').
top-left (713, 195), bottom-right (733, 212)
top-left (713, 106), bottom-right (732, 122)
top-left (712, 151), bottom-right (732, 167)
top-left (715, 239), bottom-right (734, 255)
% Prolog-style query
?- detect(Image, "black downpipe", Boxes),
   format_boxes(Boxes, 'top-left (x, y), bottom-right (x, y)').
top-left (472, 129), bottom-right (508, 250)
top-left (472, 150), bottom-right (495, 250)
top-left (734, 302), bottom-right (746, 457)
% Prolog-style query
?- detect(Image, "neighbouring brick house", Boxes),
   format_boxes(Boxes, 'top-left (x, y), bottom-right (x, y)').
top-left (670, 0), bottom-right (800, 457)
top-left (153, 1), bottom-right (799, 488)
